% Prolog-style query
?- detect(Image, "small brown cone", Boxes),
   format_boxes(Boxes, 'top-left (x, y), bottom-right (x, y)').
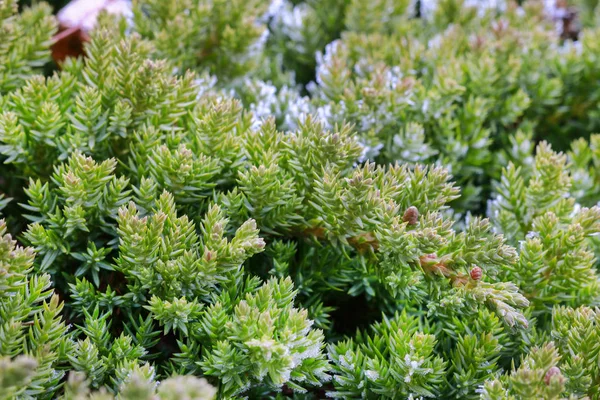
top-left (544, 366), bottom-right (561, 385)
top-left (470, 266), bottom-right (483, 281)
top-left (402, 206), bottom-right (419, 225)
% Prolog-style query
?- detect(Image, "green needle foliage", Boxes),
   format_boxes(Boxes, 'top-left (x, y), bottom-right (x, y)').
top-left (329, 312), bottom-right (447, 399)
top-left (131, 0), bottom-right (270, 82)
top-left (2, 0), bottom-right (600, 398)
top-left (482, 306), bottom-right (600, 400)
top-left (490, 142), bottom-right (600, 316)
top-left (0, 0), bottom-right (56, 217)
top-left (0, 0), bottom-right (56, 95)
top-left (0, 219), bottom-right (69, 399)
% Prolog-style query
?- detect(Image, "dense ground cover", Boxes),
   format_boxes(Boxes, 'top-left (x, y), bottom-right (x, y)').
top-left (1, 0), bottom-right (600, 399)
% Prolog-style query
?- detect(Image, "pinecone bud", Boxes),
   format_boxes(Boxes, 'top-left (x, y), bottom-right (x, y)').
top-left (470, 266), bottom-right (483, 280)
top-left (402, 206), bottom-right (419, 225)
top-left (544, 366), bottom-right (561, 385)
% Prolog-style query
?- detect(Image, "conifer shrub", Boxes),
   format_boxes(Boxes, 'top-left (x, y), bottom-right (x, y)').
top-left (0, 0), bottom-right (56, 95)
top-left (1, 0), bottom-right (600, 399)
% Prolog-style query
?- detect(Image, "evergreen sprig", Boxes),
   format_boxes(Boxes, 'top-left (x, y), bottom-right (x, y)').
top-left (2, 0), bottom-right (600, 398)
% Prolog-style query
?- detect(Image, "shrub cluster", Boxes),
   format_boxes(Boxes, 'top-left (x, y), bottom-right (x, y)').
top-left (1, 0), bottom-right (600, 399)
